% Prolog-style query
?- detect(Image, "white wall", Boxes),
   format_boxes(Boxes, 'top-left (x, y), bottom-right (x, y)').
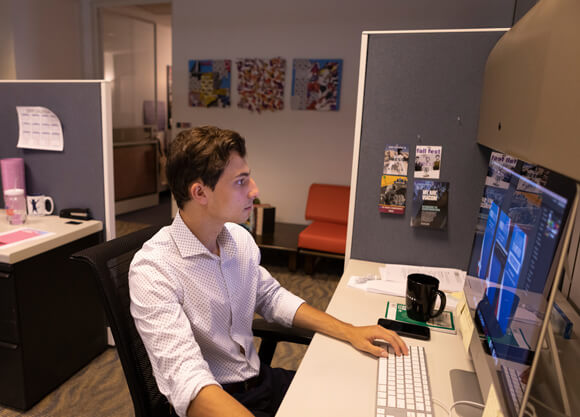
top-left (0, 1), bottom-right (17, 79)
top-left (172, 0), bottom-right (512, 224)
top-left (172, 2), bottom-right (367, 224)
top-left (9, 0), bottom-right (84, 79)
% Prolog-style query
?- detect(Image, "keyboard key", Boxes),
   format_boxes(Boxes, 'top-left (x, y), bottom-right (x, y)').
top-left (377, 346), bottom-right (433, 417)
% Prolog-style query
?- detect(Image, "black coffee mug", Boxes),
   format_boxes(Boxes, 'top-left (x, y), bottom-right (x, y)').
top-left (406, 273), bottom-right (446, 322)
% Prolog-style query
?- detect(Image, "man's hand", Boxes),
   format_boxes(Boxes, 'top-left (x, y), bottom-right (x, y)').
top-left (344, 324), bottom-right (408, 357)
top-left (293, 303), bottom-right (409, 357)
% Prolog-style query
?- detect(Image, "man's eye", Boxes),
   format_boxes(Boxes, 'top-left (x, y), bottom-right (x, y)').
top-left (237, 178), bottom-right (247, 185)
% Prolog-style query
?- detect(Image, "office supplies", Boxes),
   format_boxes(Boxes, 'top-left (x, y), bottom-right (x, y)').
top-left (59, 208), bottom-right (92, 220)
top-left (375, 345), bottom-right (433, 417)
top-left (378, 318), bottom-right (430, 340)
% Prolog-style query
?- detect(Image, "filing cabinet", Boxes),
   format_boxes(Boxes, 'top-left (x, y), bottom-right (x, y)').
top-left (0, 217), bottom-right (106, 410)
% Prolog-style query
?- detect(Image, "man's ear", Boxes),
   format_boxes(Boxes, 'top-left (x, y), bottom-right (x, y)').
top-left (189, 181), bottom-right (208, 204)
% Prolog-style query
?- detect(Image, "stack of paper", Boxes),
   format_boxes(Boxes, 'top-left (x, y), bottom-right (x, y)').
top-left (347, 263), bottom-right (467, 299)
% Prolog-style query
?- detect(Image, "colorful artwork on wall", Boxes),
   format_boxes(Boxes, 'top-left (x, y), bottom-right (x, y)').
top-left (188, 60), bottom-right (231, 108)
top-left (236, 57), bottom-right (285, 113)
top-left (291, 59), bottom-right (342, 111)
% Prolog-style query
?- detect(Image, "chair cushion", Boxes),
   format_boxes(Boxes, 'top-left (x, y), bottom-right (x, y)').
top-left (298, 222), bottom-right (347, 254)
top-left (304, 184), bottom-right (350, 225)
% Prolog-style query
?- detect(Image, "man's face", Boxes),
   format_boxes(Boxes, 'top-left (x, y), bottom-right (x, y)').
top-left (204, 152), bottom-right (259, 224)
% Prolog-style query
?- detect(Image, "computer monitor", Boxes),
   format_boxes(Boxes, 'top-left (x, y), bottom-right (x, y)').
top-left (462, 161), bottom-right (578, 417)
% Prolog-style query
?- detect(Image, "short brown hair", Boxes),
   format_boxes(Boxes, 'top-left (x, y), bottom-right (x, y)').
top-left (166, 126), bottom-right (246, 209)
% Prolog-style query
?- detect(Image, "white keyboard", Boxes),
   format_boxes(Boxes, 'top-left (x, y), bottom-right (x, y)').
top-left (376, 345), bottom-right (433, 417)
top-left (501, 364), bottom-right (526, 414)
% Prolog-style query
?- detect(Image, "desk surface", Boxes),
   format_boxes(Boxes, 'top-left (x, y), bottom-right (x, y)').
top-left (277, 259), bottom-right (474, 417)
top-left (0, 212), bottom-right (102, 264)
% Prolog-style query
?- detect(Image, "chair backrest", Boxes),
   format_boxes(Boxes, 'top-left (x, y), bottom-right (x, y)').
top-left (71, 226), bottom-right (177, 417)
top-left (304, 183), bottom-right (350, 224)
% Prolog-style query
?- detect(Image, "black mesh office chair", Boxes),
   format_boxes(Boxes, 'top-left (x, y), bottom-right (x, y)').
top-left (71, 226), bottom-right (313, 417)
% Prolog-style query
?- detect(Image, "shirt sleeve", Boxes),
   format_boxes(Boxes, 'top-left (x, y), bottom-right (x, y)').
top-left (255, 264), bottom-right (306, 326)
top-left (129, 253), bottom-right (218, 417)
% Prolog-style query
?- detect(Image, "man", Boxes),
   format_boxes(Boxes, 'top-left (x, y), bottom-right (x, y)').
top-left (129, 126), bottom-right (408, 417)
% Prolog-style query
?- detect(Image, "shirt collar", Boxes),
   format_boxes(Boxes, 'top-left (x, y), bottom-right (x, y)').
top-left (170, 211), bottom-right (237, 259)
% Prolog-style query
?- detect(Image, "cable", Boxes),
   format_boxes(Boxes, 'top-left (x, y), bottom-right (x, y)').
top-left (431, 397), bottom-right (450, 416)
top-left (449, 400), bottom-right (485, 417)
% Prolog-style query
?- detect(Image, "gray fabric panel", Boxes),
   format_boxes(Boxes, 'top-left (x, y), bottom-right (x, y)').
top-left (351, 31), bottom-right (504, 269)
top-left (0, 82), bottom-right (106, 234)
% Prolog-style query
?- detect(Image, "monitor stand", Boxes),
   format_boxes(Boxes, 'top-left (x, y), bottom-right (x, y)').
top-left (450, 369), bottom-right (484, 417)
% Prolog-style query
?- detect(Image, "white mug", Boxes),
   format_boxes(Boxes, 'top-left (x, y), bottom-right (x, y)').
top-left (27, 195), bottom-right (54, 216)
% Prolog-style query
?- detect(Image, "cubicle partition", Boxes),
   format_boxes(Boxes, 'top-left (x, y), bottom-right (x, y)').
top-left (0, 81), bottom-right (115, 240)
top-left (347, 29), bottom-right (507, 270)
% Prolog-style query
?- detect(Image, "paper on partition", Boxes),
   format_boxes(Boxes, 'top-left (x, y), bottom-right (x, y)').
top-left (16, 106), bottom-right (64, 151)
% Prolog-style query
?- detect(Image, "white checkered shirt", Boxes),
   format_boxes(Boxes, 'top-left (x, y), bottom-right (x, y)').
top-left (129, 212), bottom-right (305, 417)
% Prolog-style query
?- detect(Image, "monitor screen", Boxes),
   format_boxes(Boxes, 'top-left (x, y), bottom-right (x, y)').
top-left (464, 161), bottom-right (570, 417)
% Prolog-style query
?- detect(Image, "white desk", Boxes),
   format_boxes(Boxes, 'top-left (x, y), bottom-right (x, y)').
top-left (0, 212), bottom-right (102, 263)
top-left (277, 259), bottom-right (474, 417)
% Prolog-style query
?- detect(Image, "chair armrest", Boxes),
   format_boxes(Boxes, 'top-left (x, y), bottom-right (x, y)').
top-left (252, 318), bottom-right (314, 365)
top-left (252, 318), bottom-right (314, 345)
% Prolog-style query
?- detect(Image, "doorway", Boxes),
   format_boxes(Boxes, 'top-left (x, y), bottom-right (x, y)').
top-left (96, 2), bottom-right (172, 215)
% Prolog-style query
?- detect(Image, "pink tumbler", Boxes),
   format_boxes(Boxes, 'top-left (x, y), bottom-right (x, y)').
top-left (1, 158), bottom-right (27, 224)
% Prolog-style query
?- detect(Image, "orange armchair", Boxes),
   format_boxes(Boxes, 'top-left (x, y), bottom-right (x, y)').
top-left (297, 183), bottom-right (350, 255)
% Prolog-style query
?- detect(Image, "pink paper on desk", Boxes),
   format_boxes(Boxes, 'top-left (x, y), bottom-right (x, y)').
top-left (0, 229), bottom-right (49, 246)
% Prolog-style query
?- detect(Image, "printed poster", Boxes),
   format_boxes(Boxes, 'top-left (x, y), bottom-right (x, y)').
top-left (379, 175), bottom-right (408, 214)
top-left (410, 179), bottom-right (449, 229)
top-left (188, 60), bottom-right (231, 108)
top-left (237, 57), bottom-right (285, 113)
top-left (379, 144), bottom-right (409, 214)
top-left (291, 59), bottom-right (342, 111)
top-left (518, 163), bottom-right (550, 193)
top-left (485, 152), bottom-right (518, 189)
top-left (414, 145), bottom-right (442, 179)
top-left (383, 145), bottom-right (409, 176)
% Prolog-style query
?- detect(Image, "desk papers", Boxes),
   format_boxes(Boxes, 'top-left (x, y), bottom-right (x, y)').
top-left (379, 264), bottom-right (466, 293)
top-left (0, 228), bottom-right (53, 249)
top-left (347, 263), bottom-right (466, 300)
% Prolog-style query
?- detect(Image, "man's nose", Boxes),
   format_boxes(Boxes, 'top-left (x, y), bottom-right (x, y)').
top-left (249, 178), bottom-right (259, 199)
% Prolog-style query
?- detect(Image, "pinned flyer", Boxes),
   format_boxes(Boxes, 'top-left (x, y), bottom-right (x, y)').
top-left (16, 106), bottom-right (64, 151)
top-left (414, 145), bottom-right (441, 179)
top-left (379, 144), bottom-right (409, 215)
